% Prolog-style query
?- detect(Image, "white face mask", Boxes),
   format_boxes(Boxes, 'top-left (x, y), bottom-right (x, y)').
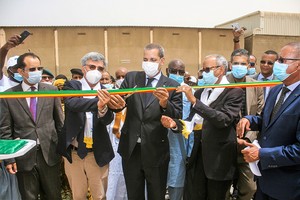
top-left (142, 62), bottom-right (159, 77)
top-left (115, 78), bottom-right (124, 88)
top-left (85, 69), bottom-right (102, 84)
top-left (26, 71), bottom-right (42, 85)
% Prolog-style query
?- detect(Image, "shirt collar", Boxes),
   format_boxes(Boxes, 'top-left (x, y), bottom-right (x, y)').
top-left (146, 72), bottom-right (162, 81)
top-left (21, 81), bottom-right (38, 91)
top-left (284, 80), bottom-right (300, 93)
top-left (258, 73), bottom-right (274, 81)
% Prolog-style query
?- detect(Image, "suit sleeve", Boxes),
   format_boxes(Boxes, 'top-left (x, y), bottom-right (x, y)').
top-left (192, 88), bottom-right (243, 129)
top-left (259, 120), bottom-right (300, 170)
top-left (63, 81), bottom-right (99, 112)
top-left (163, 89), bottom-right (182, 119)
top-left (52, 87), bottom-right (64, 135)
top-left (0, 98), bottom-right (16, 165)
top-left (63, 80), bottom-right (114, 125)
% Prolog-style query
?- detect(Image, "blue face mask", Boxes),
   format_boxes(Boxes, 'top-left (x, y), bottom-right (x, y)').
top-left (197, 79), bottom-right (205, 86)
top-left (232, 65), bottom-right (248, 79)
top-left (247, 68), bottom-right (256, 75)
top-left (169, 73), bottom-right (184, 84)
top-left (27, 71), bottom-right (42, 84)
top-left (273, 61), bottom-right (298, 81)
top-left (103, 83), bottom-right (114, 89)
top-left (202, 71), bottom-right (218, 85)
top-left (13, 73), bottom-right (23, 82)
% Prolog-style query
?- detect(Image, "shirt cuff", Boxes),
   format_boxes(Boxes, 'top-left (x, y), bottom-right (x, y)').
top-left (98, 105), bottom-right (108, 118)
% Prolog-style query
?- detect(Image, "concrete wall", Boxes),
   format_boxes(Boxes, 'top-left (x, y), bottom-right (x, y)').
top-left (1, 27), bottom-right (238, 79)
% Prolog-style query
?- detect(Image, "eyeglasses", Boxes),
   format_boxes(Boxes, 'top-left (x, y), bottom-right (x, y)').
top-left (168, 69), bottom-right (185, 76)
top-left (260, 60), bottom-right (274, 65)
top-left (42, 76), bottom-right (53, 80)
top-left (26, 67), bottom-right (44, 72)
top-left (277, 57), bottom-right (300, 64)
top-left (86, 64), bottom-right (105, 71)
top-left (203, 66), bottom-right (220, 73)
top-left (232, 62), bottom-right (248, 66)
top-left (250, 62), bottom-right (255, 67)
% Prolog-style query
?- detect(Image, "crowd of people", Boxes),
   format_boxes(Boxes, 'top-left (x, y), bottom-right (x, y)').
top-left (0, 29), bottom-right (299, 200)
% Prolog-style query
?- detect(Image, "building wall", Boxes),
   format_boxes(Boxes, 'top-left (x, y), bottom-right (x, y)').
top-left (245, 34), bottom-right (300, 72)
top-left (1, 27), bottom-right (237, 79)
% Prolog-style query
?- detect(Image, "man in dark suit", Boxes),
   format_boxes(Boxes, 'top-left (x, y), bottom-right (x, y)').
top-left (57, 52), bottom-right (117, 200)
top-left (116, 43), bottom-right (182, 200)
top-left (238, 42), bottom-right (300, 200)
top-left (0, 52), bottom-right (64, 200)
top-left (161, 54), bottom-right (243, 199)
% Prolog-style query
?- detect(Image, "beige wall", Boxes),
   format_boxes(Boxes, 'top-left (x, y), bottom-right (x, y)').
top-left (245, 34), bottom-right (300, 72)
top-left (1, 27), bottom-right (239, 79)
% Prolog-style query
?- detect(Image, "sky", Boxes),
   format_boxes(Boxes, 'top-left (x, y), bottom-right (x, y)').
top-left (0, 0), bottom-right (299, 28)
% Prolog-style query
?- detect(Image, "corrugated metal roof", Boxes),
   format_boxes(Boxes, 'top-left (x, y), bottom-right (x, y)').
top-left (215, 11), bottom-right (300, 36)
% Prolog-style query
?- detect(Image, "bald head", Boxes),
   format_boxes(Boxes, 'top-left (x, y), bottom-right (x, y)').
top-left (115, 67), bottom-right (128, 80)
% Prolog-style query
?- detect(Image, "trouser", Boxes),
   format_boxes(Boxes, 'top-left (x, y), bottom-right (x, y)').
top-left (64, 150), bottom-right (109, 200)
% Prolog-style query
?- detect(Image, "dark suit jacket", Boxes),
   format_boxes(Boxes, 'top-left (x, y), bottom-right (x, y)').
top-left (245, 83), bottom-right (300, 200)
top-left (0, 83), bottom-right (64, 171)
top-left (188, 87), bottom-right (243, 180)
top-left (57, 80), bottom-right (114, 167)
top-left (118, 71), bottom-right (182, 167)
top-left (226, 74), bottom-right (264, 141)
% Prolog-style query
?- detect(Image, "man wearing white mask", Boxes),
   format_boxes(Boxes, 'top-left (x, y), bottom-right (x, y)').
top-left (226, 49), bottom-right (264, 200)
top-left (57, 52), bottom-right (117, 200)
top-left (0, 52), bottom-right (64, 199)
top-left (116, 43), bottom-right (182, 200)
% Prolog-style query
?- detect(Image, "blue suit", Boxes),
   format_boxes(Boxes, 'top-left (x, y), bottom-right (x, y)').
top-left (245, 83), bottom-right (300, 200)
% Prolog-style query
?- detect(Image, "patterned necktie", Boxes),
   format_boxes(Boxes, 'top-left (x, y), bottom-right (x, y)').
top-left (271, 87), bottom-right (290, 120)
top-left (30, 86), bottom-right (37, 121)
top-left (144, 78), bottom-right (155, 105)
top-left (262, 77), bottom-right (268, 96)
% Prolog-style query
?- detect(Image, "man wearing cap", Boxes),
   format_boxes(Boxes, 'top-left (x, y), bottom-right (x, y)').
top-left (0, 35), bottom-right (23, 92)
top-left (70, 68), bottom-right (83, 80)
top-left (41, 69), bottom-right (54, 84)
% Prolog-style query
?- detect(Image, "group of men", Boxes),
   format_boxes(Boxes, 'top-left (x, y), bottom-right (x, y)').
top-left (0, 31), bottom-right (299, 200)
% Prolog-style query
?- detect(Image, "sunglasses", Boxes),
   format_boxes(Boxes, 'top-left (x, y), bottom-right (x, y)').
top-left (260, 60), bottom-right (274, 65)
top-left (26, 67), bottom-right (44, 72)
top-left (86, 64), bottom-right (105, 71)
top-left (250, 62), bottom-right (255, 67)
top-left (42, 76), bottom-right (53, 80)
top-left (168, 69), bottom-right (185, 76)
top-left (277, 57), bottom-right (300, 64)
top-left (203, 66), bottom-right (220, 73)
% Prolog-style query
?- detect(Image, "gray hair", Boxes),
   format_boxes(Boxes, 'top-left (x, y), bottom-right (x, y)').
top-left (205, 54), bottom-right (228, 72)
top-left (231, 49), bottom-right (249, 62)
top-left (144, 43), bottom-right (165, 58)
top-left (80, 52), bottom-right (107, 67)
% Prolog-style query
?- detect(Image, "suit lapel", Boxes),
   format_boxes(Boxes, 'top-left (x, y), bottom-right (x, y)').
top-left (263, 85), bottom-right (280, 128)
top-left (266, 84), bottom-right (300, 129)
top-left (14, 84), bottom-right (35, 122)
top-left (145, 73), bottom-right (167, 108)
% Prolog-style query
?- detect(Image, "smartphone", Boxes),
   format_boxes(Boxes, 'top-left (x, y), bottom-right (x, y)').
top-left (19, 30), bottom-right (31, 43)
top-left (231, 23), bottom-right (240, 30)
